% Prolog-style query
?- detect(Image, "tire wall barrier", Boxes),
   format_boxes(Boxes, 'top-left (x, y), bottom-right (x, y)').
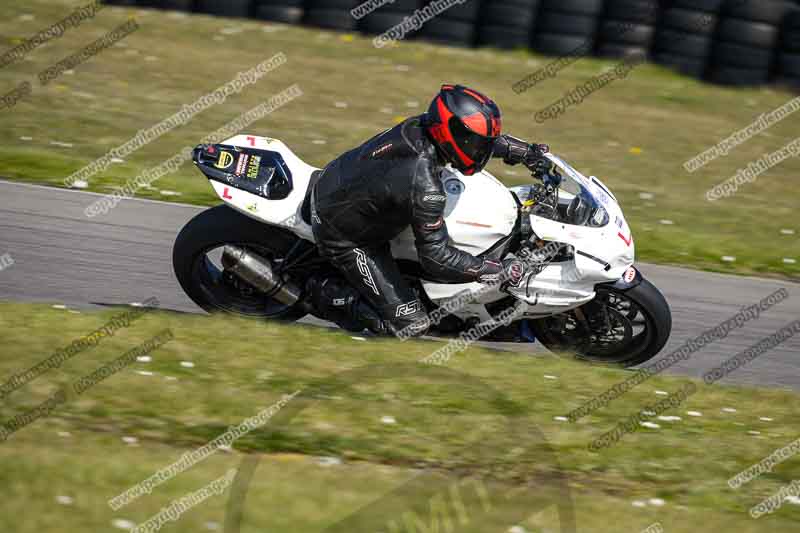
top-left (105, 0), bottom-right (800, 89)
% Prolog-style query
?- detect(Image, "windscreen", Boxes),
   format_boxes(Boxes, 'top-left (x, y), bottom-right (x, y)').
top-left (556, 172), bottom-right (610, 227)
top-left (510, 157), bottom-right (610, 228)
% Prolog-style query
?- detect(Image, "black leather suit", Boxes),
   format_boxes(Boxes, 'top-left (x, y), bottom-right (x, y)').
top-left (309, 116), bottom-right (528, 337)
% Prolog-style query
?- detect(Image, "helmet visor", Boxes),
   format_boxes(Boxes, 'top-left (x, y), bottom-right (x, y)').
top-left (448, 116), bottom-right (496, 168)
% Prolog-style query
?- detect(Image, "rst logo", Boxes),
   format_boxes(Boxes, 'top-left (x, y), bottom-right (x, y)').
top-left (395, 300), bottom-right (422, 317)
top-left (354, 248), bottom-right (380, 296)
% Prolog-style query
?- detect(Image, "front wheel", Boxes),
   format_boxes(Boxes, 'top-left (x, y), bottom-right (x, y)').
top-left (173, 205), bottom-right (311, 321)
top-left (529, 278), bottom-right (672, 367)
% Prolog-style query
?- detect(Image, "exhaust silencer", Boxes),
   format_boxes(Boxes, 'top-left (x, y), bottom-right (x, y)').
top-left (221, 245), bottom-right (303, 305)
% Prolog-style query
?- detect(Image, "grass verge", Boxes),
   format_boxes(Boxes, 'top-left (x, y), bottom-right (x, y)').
top-left (0, 302), bottom-right (799, 531)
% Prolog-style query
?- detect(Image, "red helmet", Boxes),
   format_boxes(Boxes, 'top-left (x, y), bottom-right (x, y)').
top-left (424, 84), bottom-right (502, 176)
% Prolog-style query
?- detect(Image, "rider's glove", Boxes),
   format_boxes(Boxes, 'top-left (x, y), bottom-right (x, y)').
top-left (476, 258), bottom-right (526, 287)
top-left (476, 259), bottom-right (503, 284)
top-left (501, 257), bottom-right (526, 287)
top-left (495, 135), bottom-right (549, 171)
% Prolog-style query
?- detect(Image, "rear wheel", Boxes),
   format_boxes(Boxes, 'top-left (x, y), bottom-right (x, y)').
top-left (173, 205), bottom-right (312, 320)
top-left (530, 278), bottom-right (671, 367)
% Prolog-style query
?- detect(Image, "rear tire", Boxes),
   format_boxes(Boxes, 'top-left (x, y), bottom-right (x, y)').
top-left (173, 205), bottom-right (309, 321)
top-left (530, 278), bottom-right (672, 367)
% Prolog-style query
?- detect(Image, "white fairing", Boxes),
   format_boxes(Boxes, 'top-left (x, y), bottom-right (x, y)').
top-left (390, 166), bottom-right (518, 260)
top-left (501, 153), bottom-right (635, 316)
top-left (209, 135), bottom-right (635, 320)
top-left (207, 135), bottom-right (317, 241)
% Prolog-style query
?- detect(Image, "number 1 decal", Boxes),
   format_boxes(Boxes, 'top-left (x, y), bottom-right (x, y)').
top-left (247, 136), bottom-right (256, 147)
top-left (618, 232), bottom-right (633, 247)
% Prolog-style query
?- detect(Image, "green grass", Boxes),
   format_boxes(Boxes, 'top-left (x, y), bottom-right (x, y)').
top-left (1, 302), bottom-right (800, 532)
top-left (0, 1), bottom-right (798, 279)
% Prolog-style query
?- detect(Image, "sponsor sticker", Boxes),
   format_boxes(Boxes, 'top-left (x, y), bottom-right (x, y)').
top-left (591, 183), bottom-right (612, 208)
top-left (623, 266), bottom-right (636, 284)
top-left (247, 155), bottom-right (262, 179)
top-left (214, 151), bottom-right (234, 169)
top-left (236, 154), bottom-right (250, 176)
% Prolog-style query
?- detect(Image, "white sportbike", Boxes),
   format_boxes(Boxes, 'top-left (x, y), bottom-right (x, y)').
top-left (173, 135), bottom-right (671, 366)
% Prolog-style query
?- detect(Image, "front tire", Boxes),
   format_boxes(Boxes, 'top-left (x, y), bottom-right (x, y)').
top-left (173, 205), bottom-right (309, 321)
top-left (530, 278), bottom-right (672, 367)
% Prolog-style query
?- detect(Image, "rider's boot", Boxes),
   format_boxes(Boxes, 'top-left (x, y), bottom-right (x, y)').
top-left (303, 275), bottom-right (389, 335)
